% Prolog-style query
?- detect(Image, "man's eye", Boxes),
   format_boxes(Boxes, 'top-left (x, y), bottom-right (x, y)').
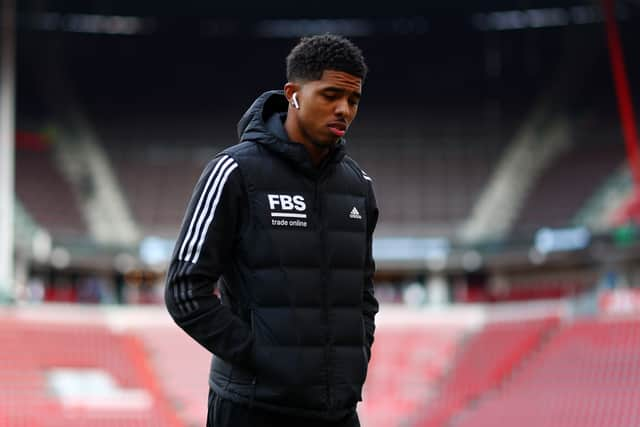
top-left (349, 99), bottom-right (359, 106)
top-left (323, 93), bottom-right (337, 100)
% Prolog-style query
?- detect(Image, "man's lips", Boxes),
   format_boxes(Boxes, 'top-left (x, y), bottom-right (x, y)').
top-left (328, 122), bottom-right (347, 137)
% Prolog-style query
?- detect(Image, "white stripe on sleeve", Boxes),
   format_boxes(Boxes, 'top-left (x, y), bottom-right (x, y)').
top-left (191, 162), bottom-right (239, 264)
top-left (178, 155), bottom-right (237, 262)
top-left (178, 155), bottom-right (229, 261)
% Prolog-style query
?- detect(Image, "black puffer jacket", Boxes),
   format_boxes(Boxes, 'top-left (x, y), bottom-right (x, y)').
top-left (165, 90), bottom-right (379, 420)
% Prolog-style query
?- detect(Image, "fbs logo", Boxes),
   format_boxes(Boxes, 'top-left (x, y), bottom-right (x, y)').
top-left (268, 194), bottom-right (308, 228)
top-left (349, 207), bottom-right (362, 220)
top-left (268, 194), bottom-right (306, 217)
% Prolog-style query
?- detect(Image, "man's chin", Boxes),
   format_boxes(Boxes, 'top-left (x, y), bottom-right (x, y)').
top-left (311, 138), bottom-right (339, 149)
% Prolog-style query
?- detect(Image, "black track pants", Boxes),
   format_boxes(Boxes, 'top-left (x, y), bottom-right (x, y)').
top-left (206, 389), bottom-right (361, 427)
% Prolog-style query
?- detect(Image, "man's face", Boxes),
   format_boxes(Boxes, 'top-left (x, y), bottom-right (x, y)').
top-left (295, 70), bottom-right (362, 146)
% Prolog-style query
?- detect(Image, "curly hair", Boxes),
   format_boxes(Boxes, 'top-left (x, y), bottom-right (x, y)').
top-left (286, 34), bottom-right (368, 82)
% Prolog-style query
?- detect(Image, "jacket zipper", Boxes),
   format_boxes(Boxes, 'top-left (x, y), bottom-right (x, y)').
top-left (315, 178), bottom-right (332, 410)
top-left (249, 309), bottom-right (256, 408)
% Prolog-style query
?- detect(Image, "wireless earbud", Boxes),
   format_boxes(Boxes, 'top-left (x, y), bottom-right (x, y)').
top-left (292, 92), bottom-right (300, 110)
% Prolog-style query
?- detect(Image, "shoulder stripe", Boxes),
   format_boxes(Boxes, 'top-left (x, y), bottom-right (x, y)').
top-left (178, 155), bottom-right (238, 263)
top-left (191, 161), bottom-right (238, 264)
top-left (361, 169), bottom-right (372, 181)
top-left (178, 155), bottom-right (231, 261)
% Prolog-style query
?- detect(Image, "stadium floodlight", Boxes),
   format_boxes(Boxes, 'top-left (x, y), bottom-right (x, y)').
top-left (0, 0), bottom-right (15, 303)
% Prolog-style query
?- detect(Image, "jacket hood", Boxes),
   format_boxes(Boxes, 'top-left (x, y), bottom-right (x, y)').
top-left (237, 90), bottom-right (346, 177)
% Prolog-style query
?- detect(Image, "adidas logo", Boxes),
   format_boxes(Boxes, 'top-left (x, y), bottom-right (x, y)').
top-left (349, 207), bottom-right (362, 220)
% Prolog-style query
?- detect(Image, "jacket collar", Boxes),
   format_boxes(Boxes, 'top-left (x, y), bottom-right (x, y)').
top-left (237, 90), bottom-right (346, 179)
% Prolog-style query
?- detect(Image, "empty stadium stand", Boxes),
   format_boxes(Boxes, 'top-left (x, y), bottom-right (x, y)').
top-left (452, 316), bottom-right (640, 427)
top-left (0, 319), bottom-right (182, 427)
top-left (89, 114), bottom-right (223, 237)
top-left (411, 317), bottom-right (558, 427)
top-left (513, 116), bottom-right (624, 236)
top-left (358, 326), bottom-right (465, 427)
top-left (14, 131), bottom-right (87, 238)
top-left (135, 326), bottom-right (211, 427)
top-left (4, 304), bottom-right (640, 427)
top-left (348, 107), bottom-right (524, 234)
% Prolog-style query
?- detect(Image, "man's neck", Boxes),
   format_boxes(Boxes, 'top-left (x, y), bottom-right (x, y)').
top-left (284, 115), bottom-right (330, 166)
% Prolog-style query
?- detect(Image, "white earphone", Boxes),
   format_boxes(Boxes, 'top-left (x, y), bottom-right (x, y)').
top-left (292, 92), bottom-right (300, 110)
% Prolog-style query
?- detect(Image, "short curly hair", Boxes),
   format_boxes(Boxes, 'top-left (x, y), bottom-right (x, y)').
top-left (286, 34), bottom-right (368, 83)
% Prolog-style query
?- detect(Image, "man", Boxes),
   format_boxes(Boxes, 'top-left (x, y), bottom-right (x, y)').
top-left (165, 34), bottom-right (379, 427)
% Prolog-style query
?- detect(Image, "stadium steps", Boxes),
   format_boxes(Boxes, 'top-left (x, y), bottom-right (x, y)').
top-left (402, 327), bottom-right (477, 427)
top-left (448, 317), bottom-right (563, 426)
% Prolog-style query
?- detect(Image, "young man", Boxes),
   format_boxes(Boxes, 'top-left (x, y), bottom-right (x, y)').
top-left (165, 34), bottom-right (379, 427)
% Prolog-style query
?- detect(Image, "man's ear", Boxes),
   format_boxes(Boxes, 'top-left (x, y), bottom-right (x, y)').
top-left (284, 82), bottom-right (300, 104)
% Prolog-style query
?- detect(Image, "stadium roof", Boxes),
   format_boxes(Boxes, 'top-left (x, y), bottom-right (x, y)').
top-left (16, 0), bottom-right (639, 38)
top-left (17, 0), bottom-right (620, 18)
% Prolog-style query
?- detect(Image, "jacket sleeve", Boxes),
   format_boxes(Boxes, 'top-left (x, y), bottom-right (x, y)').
top-left (363, 180), bottom-right (380, 361)
top-left (164, 154), bottom-right (254, 370)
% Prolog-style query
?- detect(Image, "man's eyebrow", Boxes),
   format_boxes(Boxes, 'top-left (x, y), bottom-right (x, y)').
top-left (322, 86), bottom-right (362, 98)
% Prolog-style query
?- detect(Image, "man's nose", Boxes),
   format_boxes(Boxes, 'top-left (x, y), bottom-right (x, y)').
top-left (335, 98), bottom-right (349, 117)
